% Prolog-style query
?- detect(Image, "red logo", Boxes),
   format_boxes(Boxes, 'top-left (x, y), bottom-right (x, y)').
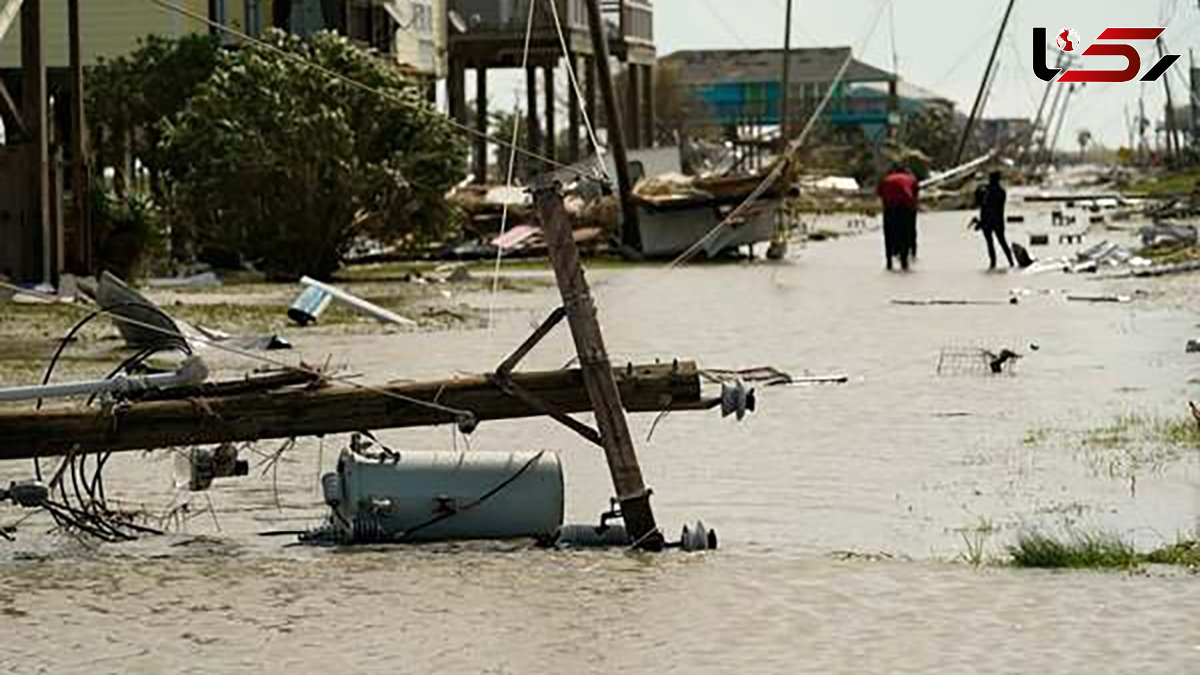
top-left (1033, 27), bottom-right (1179, 83)
top-left (1056, 28), bottom-right (1080, 52)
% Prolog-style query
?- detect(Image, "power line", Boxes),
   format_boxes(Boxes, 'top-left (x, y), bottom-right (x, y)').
top-left (145, 0), bottom-right (599, 184)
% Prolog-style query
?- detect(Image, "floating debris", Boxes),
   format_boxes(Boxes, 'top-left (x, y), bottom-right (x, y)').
top-left (936, 344), bottom-right (1024, 376)
top-left (1066, 294), bottom-right (1132, 303)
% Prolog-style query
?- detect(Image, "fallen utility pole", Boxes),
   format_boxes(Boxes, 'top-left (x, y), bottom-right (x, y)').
top-left (955, 0), bottom-right (1016, 165)
top-left (584, 0), bottom-right (641, 252)
top-left (533, 181), bottom-right (663, 550)
top-left (0, 362), bottom-right (705, 461)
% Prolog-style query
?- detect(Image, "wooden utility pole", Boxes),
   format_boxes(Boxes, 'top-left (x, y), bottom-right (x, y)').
top-left (584, 0), bottom-right (641, 252)
top-left (0, 362), bottom-right (704, 460)
top-left (533, 182), bottom-right (663, 550)
top-left (1191, 48), bottom-right (1197, 144)
top-left (1025, 49), bottom-right (1065, 161)
top-left (779, 0), bottom-right (793, 145)
top-left (68, 0), bottom-right (91, 273)
top-left (955, 0), bottom-right (1016, 165)
top-left (21, 0), bottom-right (53, 286)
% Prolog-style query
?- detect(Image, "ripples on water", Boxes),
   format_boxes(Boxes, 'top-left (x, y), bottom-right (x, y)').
top-left (1, 208), bottom-right (1197, 673)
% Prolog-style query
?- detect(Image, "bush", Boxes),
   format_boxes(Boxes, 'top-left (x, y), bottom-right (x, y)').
top-left (162, 30), bottom-right (466, 279)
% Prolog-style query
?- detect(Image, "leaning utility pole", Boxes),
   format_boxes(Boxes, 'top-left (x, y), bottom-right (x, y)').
top-left (955, 0), bottom-right (1016, 165)
top-left (1025, 48), bottom-right (1065, 161)
top-left (779, 0), bottom-right (794, 145)
top-left (584, 0), bottom-right (641, 252)
top-left (533, 183), bottom-right (663, 550)
top-left (1191, 48), bottom-right (1197, 143)
top-left (1159, 38), bottom-right (1179, 160)
top-left (1049, 83), bottom-right (1077, 163)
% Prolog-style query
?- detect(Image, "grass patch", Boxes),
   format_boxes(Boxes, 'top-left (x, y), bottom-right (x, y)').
top-left (1007, 531), bottom-right (1200, 570)
top-left (1144, 540), bottom-right (1200, 566)
top-left (1074, 412), bottom-right (1199, 478)
top-left (1008, 531), bottom-right (1139, 569)
top-left (957, 517), bottom-right (996, 567)
top-left (1137, 242), bottom-right (1200, 264)
top-left (1125, 167), bottom-right (1200, 195)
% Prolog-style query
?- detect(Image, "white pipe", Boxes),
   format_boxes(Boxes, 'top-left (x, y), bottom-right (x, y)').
top-left (0, 355), bottom-right (209, 402)
top-left (300, 276), bottom-right (417, 327)
top-left (919, 151), bottom-right (998, 189)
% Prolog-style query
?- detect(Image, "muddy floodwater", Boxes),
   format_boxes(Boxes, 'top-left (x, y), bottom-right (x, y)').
top-left (2, 202), bottom-right (1198, 673)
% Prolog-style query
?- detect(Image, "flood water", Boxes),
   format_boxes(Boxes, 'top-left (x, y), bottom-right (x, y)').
top-left (2, 203), bottom-right (1199, 673)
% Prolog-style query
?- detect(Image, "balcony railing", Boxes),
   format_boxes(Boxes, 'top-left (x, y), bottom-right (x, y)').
top-left (449, 0), bottom-right (652, 42)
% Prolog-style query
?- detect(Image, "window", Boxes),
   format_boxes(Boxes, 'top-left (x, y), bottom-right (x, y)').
top-left (208, 0), bottom-right (226, 30)
top-left (244, 0), bottom-right (262, 37)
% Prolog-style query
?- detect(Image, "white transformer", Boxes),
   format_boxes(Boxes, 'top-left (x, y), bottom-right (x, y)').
top-left (320, 444), bottom-right (564, 544)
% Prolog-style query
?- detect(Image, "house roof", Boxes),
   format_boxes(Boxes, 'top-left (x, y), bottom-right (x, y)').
top-left (660, 47), bottom-right (896, 86)
top-left (852, 79), bottom-right (951, 103)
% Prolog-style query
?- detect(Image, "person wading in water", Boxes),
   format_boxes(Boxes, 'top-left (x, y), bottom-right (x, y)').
top-left (876, 163), bottom-right (919, 271)
top-left (972, 170), bottom-right (1014, 270)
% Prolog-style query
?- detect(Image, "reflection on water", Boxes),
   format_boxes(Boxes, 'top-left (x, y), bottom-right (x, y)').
top-left (1, 208), bottom-right (1197, 673)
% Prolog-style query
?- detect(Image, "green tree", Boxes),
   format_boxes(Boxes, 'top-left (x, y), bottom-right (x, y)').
top-left (898, 104), bottom-right (962, 169)
top-left (162, 30), bottom-right (467, 279)
top-left (87, 34), bottom-right (222, 198)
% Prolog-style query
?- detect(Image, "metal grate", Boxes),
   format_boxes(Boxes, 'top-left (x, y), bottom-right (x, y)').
top-left (936, 341), bottom-right (1025, 377)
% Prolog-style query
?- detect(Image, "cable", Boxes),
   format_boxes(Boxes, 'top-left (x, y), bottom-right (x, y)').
top-left (394, 449), bottom-right (546, 541)
top-left (487, 0), bottom-right (537, 335)
top-left (144, 0), bottom-right (596, 185)
top-left (698, 0), bottom-right (749, 48)
top-left (667, 0), bottom-right (892, 268)
top-left (0, 281), bottom-right (478, 426)
top-left (545, 0), bottom-right (607, 176)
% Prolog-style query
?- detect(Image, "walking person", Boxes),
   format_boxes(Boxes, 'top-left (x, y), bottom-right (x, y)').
top-left (974, 170), bottom-right (1014, 270)
top-left (876, 163), bottom-right (919, 271)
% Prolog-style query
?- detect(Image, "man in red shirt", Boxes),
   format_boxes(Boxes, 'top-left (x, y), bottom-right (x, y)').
top-left (876, 163), bottom-right (919, 271)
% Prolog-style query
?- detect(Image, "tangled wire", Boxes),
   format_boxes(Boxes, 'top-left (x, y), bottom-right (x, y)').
top-left (18, 305), bottom-right (191, 542)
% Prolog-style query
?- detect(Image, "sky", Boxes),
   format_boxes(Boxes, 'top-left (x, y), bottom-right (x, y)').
top-left (652, 0), bottom-right (1200, 151)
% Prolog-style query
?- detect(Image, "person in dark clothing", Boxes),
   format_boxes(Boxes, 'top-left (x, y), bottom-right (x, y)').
top-left (876, 163), bottom-right (919, 271)
top-left (975, 170), bottom-right (1014, 269)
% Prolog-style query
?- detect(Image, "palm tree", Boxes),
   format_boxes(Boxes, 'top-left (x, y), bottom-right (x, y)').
top-left (1077, 128), bottom-right (1093, 163)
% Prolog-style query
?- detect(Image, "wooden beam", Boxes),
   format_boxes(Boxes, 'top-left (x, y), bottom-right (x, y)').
top-left (21, 0), bottom-right (53, 286)
top-left (68, 0), bottom-right (92, 274)
top-left (0, 362), bottom-right (703, 460)
top-left (584, 0), bottom-right (641, 251)
top-left (473, 66), bottom-right (487, 183)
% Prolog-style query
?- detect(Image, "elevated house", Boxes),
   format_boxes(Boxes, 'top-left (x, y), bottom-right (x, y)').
top-left (0, 0), bottom-right (446, 283)
top-left (659, 47), bottom-right (948, 144)
top-left (446, 0), bottom-right (656, 182)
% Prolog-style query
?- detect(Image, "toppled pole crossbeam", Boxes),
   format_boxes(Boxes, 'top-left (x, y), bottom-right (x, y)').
top-left (0, 362), bottom-right (704, 461)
